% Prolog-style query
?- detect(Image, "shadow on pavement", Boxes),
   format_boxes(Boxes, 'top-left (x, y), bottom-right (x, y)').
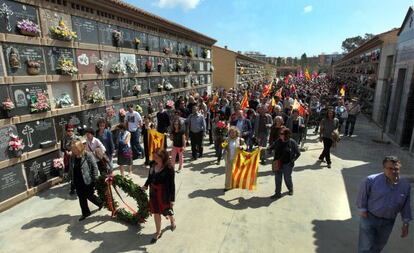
top-left (21, 214), bottom-right (154, 253)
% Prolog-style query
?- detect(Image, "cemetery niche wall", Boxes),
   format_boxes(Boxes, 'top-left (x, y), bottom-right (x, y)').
top-left (0, 0), bottom-right (215, 210)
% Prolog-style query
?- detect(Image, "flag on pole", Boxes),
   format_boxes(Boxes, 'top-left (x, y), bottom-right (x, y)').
top-left (261, 81), bottom-right (273, 97)
top-left (275, 87), bottom-right (283, 98)
top-left (241, 92), bottom-right (249, 110)
top-left (293, 99), bottom-right (307, 117)
top-left (148, 129), bottom-right (165, 161)
top-left (230, 148), bottom-right (261, 190)
top-left (304, 68), bottom-right (311, 81)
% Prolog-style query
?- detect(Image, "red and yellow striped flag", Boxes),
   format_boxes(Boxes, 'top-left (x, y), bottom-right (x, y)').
top-left (230, 148), bottom-right (261, 190)
top-left (148, 129), bottom-right (165, 161)
top-left (241, 91), bottom-right (249, 110)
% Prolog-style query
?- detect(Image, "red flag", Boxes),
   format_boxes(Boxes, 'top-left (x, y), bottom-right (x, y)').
top-left (262, 81), bottom-right (273, 97)
top-left (275, 87), bottom-right (283, 98)
top-left (241, 92), bottom-right (249, 110)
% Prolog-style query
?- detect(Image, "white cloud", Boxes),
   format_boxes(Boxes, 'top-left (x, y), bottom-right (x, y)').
top-left (154, 0), bottom-right (201, 10)
top-left (303, 5), bottom-right (313, 13)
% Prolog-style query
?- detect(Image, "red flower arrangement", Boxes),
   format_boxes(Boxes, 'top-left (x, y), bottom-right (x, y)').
top-left (215, 121), bottom-right (228, 136)
top-left (9, 134), bottom-right (24, 151)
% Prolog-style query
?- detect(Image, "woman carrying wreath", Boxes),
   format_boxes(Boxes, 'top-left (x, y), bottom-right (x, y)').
top-left (222, 126), bottom-right (246, 192)
top-left (141, 149), bottom-right (176, 244)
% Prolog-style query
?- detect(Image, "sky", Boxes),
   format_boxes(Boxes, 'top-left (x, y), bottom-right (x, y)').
top-left (125, 0), bottom-right (413, 57)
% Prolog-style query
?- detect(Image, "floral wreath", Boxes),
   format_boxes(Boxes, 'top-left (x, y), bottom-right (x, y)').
top-left (96, 174), bottom-right (149, 225)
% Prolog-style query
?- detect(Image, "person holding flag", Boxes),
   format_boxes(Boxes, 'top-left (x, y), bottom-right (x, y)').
top-left (222, 126), bottom-right (246, 192)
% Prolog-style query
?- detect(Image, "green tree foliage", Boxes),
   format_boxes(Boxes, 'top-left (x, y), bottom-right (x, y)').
top-left (342, 33), bottom-right (375, 53)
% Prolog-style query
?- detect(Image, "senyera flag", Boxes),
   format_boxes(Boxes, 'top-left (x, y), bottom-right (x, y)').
top-left (148, 129), bottom-right (165, 161)
top-left (230, 148), bottom-right (261, 190)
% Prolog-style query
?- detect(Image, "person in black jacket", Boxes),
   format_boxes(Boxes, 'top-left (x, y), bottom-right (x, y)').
top-left (268, 128), bottom-right (300, 200)
top-left (156, 102), bottom-right (170, 149)
top-left (141, 149), bottom-right (176, 244)
top-left (70, 140), bottom-right (102, 221)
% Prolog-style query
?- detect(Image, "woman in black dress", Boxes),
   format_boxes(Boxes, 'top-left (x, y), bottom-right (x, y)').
top-left (141, 149), bottom-right (176, 243)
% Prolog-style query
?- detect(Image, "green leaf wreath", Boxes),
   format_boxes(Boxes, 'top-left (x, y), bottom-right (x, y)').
top-left (96, 174), bottom-right (149, 225)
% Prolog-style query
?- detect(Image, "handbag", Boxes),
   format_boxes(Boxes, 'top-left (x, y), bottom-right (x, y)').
top-left (272, 160), bottom-right (282, 172)
top-left (122, 148), bottom-right (133, 159)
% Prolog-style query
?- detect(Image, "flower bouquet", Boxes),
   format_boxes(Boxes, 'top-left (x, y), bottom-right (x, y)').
top-left (2, 98), bottom-right (15, 118)
top-left (157, 61), bottom-right (163, 72)
top-left (55, 93), bottom-right (73, 108)
top-left (145, 60), bottom-right (152, 73)
top-left (176, 60), bottom-right (183, 72)
top-left (9, 134), bottom-right (24, 157)
top-left (132, 84), bottom-right (141, 96)
top-left (157, 83), bottom-right (163, 92)
top-left (52, 157), bottom-right (65, 177)
top-left (202, 49), bottom-right (208, 59)
top-left (49, 18), bottom-right (77, 41)
top-left (215, 121), bottom-right (228, 137)
top-left (17, 19), bottom-right (40, 37)
top-left (163, 47), bottom-right (171, 55)
top-left (110, 62), bottom-right (126, 75)
top-left (112, 30), bottom-right (122, 47)
top-left (126, 61), bottom-right (139, 74)
top-left (30, 92), bottom-right (50, 113)
top-left (164, 81), bottom-right (174, 91)
top-left (26, 60), bottom-right (41, 75)
top-left (184, 63), bottom-right (192, 72)
top-left (134, 38), bottom-right (141, 49)
top-left (56, 58), bottom-right (78, 76)
top-left (95, 60), bottom-right (104, 74)
top-left (87, 90), bottom-right (105, 104)
top-left (135, 104), bottom-right (143, 114)
top-left (186, 48), bottom-right (194, 58)
top-left (168, 63), bottom-right (174, 72)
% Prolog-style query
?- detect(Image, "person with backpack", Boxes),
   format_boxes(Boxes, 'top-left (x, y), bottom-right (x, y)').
top-left (318, 108), bottom-right (339, 168)
top-left (269, 127), bottom-right (300, 199)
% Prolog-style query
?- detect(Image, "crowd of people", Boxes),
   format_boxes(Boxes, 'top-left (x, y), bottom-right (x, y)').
top-left (60, 74), bottom-right (411, 248)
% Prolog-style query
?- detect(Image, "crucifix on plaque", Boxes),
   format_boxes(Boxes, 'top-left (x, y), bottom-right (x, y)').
top-left (0, 3), bottom-right (14, 32)
top-left (22, 125), bottom-right (34, 148)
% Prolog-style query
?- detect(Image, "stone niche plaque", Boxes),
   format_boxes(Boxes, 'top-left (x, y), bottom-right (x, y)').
top-left (136, 55), bottom-right (146, 73)
top-left (136, 31), bottom-right (147, 50)
top-left (121, 78), bottom-right (135, 98)
top-left (101, 51), bottom-right (120, 73)
top-left (39, 9), bottom-right (72, 38)
top-left (71, 16), bottom-right (99, 44)
top-left (104, 79), bottom-right (122, 100)
top-left (45, 47), bottom-right (76, 75)
top-left (3, 43), bottom-right (45, 76)
top-left (120, 53), bottom-right (136, 73)
top-left (0, 163), bottom-right (27, 203)
top-left (79, 80), bottom-right (105, 104)
top-left (52, 82), bottom-right (75, 109)
top-left (98, 22), bottom-right (118, 46)
top-left (139, 77), bottom-right (150, 95)
top-left (76, 49), bottom-right (100, 75)
top-left (54, 113), bottom-right (82, 140)
top-left (81, 107), bottom-right (106, 129)
top-left (24, 150), bottom-right (59, 188)
top-left (0, 0), bottom-right (38, 35)
top-left (137, 99), bottom-right (148, 115)
top-left (170, 76), bottom-right (180, 89)
top-left (150, 76), bottom-right (162, 93)
top-left (16, 118), bottom-right (56, 153)
top-left (9, 83), bottom-right (48, 116)
top-left (0, 125), bottom-right (18, 160)
top-left (120, 27), bottom-right (136, 49)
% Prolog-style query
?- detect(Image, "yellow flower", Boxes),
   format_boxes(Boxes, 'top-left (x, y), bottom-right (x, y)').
top-left (221, 141), bottom-right (228, 149)
top-left (58, 18), bottom-right (66, 27)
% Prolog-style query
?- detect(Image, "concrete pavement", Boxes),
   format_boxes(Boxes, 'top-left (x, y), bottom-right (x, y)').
top-left (0, 116), bottom-right (413, 253)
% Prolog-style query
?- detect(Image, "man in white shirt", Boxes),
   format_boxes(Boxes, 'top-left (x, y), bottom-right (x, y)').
top-left (126, 104), bottom-right (143, 159)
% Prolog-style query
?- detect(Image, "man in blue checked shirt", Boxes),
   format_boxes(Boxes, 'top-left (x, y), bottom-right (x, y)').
top-left (356, 156), bottom-right (412, 253)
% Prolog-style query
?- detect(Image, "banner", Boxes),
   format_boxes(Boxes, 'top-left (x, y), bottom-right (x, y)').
top-left (148, 129), bottom-right (165, 161)
top-left (241, 91), bottom-right (249, 110)
top-left (230, 148), bottom-right (261, 190)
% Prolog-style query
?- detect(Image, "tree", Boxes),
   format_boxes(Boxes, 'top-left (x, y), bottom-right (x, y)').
top-left (293, 57), bottom-right (299, 66)
top-left (300, 53), bottom-right (308, 67)
top-left (341, 33), bottom-right (375, 53)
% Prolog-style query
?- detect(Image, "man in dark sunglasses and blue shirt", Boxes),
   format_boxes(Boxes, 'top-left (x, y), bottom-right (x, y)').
top-left (356, 156), bottom-right (412, 253)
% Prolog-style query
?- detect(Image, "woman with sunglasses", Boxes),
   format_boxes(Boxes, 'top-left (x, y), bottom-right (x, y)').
top-left (61, 124), bottom-right (79, 195)
top-left (141, 149), bottom-right (176, 243)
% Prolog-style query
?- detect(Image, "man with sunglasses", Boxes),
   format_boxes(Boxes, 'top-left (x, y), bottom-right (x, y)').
top-left (356, 156), bottom-right (412, 252)
top-left (61, 124), bottom-right (80, 195)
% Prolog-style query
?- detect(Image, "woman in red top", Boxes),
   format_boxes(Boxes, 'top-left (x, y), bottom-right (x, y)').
top-left (141, 149), bottom-right (176, 243)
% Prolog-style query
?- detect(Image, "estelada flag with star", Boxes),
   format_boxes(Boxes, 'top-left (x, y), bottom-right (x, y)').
top-left (241, 91), bottom-right (249, 110)
top-left (230, 148), bottom-right (261, 190)
top-left (148, 129), bottom-right (165, 161)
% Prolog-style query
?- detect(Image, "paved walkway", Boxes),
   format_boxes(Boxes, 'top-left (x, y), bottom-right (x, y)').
top-left (0, 116), bottom-right (413, 253)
